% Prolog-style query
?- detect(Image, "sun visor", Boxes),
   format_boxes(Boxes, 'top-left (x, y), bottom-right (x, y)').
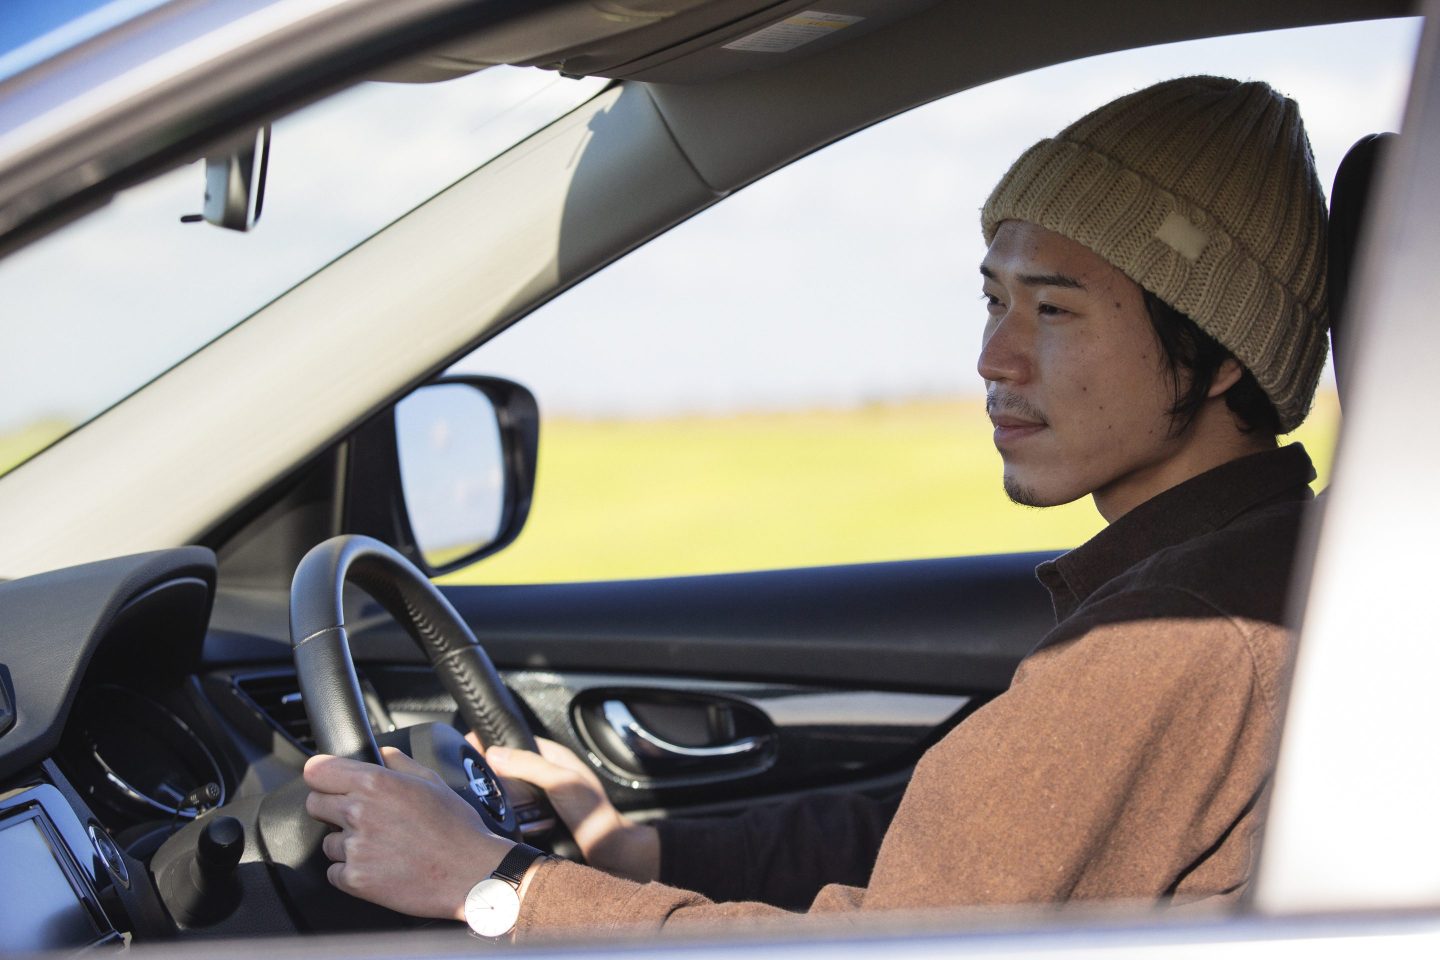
top-left (374, 0), bottom-right (940, 85)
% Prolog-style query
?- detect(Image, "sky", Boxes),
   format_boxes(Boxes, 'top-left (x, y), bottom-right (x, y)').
top-left (0, 15), bottom-right (1423, 434)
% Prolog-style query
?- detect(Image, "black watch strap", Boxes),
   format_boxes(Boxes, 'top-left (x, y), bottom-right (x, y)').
top-left (492, 843), bottom-right (547, 888)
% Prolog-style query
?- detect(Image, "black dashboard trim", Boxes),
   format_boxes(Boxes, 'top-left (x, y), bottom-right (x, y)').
top-left (0, 547), bottom-right (217, 779)
top-left (0, 664), bottom-right (14, 738)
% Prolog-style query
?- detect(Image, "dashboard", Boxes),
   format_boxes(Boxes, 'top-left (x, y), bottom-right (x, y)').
top-left (0, 548), bottom-right (223, 950)
top-left (0, 547), bottom-right (462, 946)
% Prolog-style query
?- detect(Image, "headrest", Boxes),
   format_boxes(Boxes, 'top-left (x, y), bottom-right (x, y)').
top-left (1328, 132), bottom-right (1397, 401)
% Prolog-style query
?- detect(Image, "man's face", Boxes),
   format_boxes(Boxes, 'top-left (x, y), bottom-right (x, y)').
top-left (978, 220), bottom-right (1186, 520)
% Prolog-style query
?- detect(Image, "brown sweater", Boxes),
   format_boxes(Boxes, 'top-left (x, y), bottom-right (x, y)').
top-left (516, 444), bottom-right (1315, 938)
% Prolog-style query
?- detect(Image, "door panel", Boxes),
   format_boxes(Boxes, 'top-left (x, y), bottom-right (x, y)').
top-left (345, 551), bottom-right (1059, 693)
top-left (514, 672), bottom-right (968, 810)
top-left (340, 551), bottom-right (1057, 815)
top-left (363, 664), bottom-right (968, 812)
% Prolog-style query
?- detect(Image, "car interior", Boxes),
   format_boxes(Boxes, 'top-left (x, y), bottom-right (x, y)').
top-left (0, 0), bottom-right (1424, 952)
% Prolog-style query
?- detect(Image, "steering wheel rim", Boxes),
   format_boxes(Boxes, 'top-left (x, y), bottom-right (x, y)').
top-left (289, 534), bottom-right (538, 763)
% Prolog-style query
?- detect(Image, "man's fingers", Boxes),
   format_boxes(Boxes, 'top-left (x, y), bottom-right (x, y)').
top-left (305, 790), bottom-right (352, 828)
top-left (535, 737), bottom-right (592, 776)
top-left (321, 829), bottom-right (347, 862)
top-left (379, 746), bottom-right (441, 783)
top-left (303, 753), bottom-right (376, 794)
top-left (495, 775), bottom-right (530, 797)
top-left (471, 733), bottom-right (592, 783)
top-left (303, 745), bottom-right (511, 920)
top-left (487, 744), bottom-right (573, 791)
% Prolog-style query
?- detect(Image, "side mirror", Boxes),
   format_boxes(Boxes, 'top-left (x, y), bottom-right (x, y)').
top-left (344, 376), bottom-right (538, 576)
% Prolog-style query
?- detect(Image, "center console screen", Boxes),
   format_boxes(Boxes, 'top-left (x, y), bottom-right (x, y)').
top-left (0, 809), bottom-right (102, 952)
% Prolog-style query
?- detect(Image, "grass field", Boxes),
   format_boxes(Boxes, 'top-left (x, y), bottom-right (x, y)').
top-left (444, 391), bottom-right (1341, 584)
top-left (0, 419), bottom-right (70, 478)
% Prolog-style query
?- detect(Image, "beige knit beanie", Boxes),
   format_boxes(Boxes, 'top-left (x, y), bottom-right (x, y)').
top-left (981, 76), bottom-right (1328, 432)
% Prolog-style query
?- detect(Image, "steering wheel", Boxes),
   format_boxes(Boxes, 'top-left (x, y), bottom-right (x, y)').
top-left (289, 538), bottom-right (538, 817)
top-left (152, 535), bottom-right (558, 933)
top-left (288, 534), bottom-right (553, 835)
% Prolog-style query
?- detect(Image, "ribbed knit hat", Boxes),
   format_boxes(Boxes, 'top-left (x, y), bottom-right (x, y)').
top-left (981, 76), bottom-right (1328, 432)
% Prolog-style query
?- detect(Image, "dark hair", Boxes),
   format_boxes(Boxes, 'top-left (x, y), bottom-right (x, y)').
top-left (1143, 290), bottom-right (1282, 437)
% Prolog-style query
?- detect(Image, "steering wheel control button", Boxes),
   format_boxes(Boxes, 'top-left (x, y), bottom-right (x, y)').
top-left (463, 755), bottom-right (509, 820)
top-left (88, 823), bottom-right (130, 888)
top-left (515, 804), bottom-right (557, 837)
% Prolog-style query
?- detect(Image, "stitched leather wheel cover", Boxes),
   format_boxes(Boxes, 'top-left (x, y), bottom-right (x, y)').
top-left (289, 535), bottom-right (537, 762)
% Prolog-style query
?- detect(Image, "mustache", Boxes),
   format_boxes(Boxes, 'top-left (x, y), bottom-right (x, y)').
top-left (986, 392), bottom-right (1048, 424)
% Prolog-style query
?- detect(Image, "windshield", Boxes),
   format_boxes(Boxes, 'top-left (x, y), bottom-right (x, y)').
top-left (0, 66), bottom-right (606, 476)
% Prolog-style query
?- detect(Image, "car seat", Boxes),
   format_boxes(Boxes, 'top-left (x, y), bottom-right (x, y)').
top-left (1327, 132), bottom-right (1397, 405)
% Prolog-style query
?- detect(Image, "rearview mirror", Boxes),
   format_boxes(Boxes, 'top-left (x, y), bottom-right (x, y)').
top-left (203, 126), bottom-right (270, 231)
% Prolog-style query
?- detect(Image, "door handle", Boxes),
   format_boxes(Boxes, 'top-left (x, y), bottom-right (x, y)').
top-left (600, 700), bottom-right (764, 761)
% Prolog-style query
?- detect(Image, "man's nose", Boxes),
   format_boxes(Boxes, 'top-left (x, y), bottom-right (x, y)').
top-left (977, 313), bottom-right (1030, 385)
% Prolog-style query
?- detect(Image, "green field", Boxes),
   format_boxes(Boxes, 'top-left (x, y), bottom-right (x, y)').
top-left (0, 419), bottom-right (70, 477)
top-left (444, 391), bottom-right (1341, 584)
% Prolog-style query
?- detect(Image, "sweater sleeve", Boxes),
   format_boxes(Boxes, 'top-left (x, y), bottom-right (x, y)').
top-left (515, 588), bottom-right (1279, 939)
top-left (656, 789), bottom-right (902, 908)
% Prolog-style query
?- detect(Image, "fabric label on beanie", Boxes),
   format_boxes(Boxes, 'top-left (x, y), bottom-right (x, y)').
top-left (1155, 211), bottom-right (1210, 262)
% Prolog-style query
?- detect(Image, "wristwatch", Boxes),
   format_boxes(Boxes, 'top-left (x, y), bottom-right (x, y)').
top-left (463, 844), bottom-right (548, 939)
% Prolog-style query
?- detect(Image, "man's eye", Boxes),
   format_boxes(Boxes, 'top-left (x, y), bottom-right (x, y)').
top-left (981, 293), bottom-right (1003, 309)
top-left (1037, 302), bottom-right (1068, 317)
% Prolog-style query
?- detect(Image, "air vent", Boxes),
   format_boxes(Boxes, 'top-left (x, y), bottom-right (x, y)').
top-left (233, 672), bottom-right (314, 753)
top-left (231, 670), bottom-right (392, 755)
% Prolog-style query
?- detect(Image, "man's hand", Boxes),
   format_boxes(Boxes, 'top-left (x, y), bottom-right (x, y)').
top-left (472, 734), bottom-right (659, 883)
top-left (303, 746), bottom-right (514, 921)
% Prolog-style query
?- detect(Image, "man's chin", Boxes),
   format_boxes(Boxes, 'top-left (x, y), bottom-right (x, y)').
top-left (1002, 473), bottom-right (1083, 509)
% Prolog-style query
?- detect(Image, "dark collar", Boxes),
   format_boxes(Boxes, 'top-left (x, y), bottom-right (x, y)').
top-left (1036, 444), bottom-right (1316, 623)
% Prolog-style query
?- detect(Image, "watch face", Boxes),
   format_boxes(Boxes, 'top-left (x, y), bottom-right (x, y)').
top-left (464, 877), bottom-right (521, 938)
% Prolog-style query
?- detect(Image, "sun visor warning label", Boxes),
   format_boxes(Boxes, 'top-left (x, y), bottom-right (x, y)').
top-left (723, 11), bottom-right (864, 53)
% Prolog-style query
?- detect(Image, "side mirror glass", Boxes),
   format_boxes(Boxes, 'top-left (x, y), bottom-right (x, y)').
top-left (395, 383), bottom-right (504, 568)
top-left (388, 377), bottom-right (539, 573)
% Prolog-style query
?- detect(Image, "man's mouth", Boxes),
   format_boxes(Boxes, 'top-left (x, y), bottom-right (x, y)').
top-left (991, 418), bottom-right (1046, 445)
top-left (986, 395), bottom-right (1048, 445)
top-left (989, 413), bottom-right (1045, 429)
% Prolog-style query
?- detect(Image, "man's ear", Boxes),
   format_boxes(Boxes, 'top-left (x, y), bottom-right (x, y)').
top-left (1207, 357), bottom-right (1245, 398)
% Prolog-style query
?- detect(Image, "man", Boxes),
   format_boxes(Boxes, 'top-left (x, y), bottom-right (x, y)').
top-left (302, 75), bottom-right (1327, 937)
